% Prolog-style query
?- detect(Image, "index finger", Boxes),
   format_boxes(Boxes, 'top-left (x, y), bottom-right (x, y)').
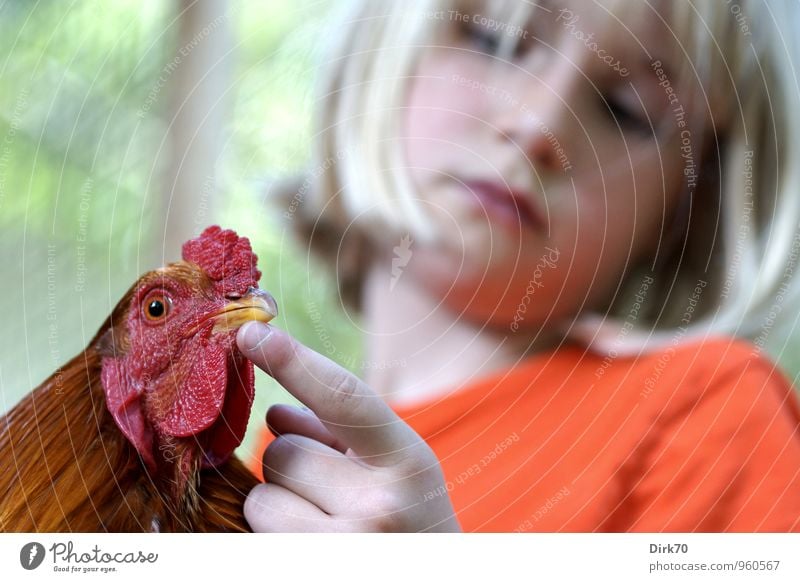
top-left (237, 321), bottom-right (423, 466)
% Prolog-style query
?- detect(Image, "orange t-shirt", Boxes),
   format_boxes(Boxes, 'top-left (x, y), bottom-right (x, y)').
top-left (251, 336), bottom-right (800, 532)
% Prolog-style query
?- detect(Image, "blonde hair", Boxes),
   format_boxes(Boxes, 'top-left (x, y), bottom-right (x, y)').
top-left (283, 0), bottom-right (800, 357)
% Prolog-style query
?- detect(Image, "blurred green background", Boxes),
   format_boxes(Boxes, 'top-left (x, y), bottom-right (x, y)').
top-left (0, 0), bottom-right (361, 462)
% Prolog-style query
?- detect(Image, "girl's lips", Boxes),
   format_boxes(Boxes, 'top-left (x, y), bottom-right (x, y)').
top-left (460, 179), bottom-right (545, 231)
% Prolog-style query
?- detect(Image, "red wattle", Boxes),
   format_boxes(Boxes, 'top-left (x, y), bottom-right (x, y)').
top-left (156, 339), bottom-right (227, 438)
top-left (202, 355), bottom-right (255, 467)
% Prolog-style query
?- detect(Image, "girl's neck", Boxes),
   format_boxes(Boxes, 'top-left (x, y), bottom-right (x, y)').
top-left (361, 259), bottom-right (558, 408)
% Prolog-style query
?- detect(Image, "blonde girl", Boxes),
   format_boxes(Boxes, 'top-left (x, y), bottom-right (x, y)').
top-left (235, 0), bottom-right (800, 532)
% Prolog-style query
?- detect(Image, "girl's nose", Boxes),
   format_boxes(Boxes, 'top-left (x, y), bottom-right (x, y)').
top-left (494, 68), bottom-right (578, 175)
top-left (500, 106), bottom-right (563, 173)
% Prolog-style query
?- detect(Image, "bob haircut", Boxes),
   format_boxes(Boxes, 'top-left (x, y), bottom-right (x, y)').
top-left (279, 0), bottom-right (800, 358)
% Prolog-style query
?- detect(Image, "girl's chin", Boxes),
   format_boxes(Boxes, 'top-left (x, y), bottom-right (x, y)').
top-left (411, 245), bottom-right (534, 300)
top-left (431, 221), bottom-right (535, 273)
top-left (456, 207), bottom-right (537, 237)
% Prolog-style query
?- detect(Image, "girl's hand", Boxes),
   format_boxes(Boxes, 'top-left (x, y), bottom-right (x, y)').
top-left (236, 322), bottom-right (461, 532)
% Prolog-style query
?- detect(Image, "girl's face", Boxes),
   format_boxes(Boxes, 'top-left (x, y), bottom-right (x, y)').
top-left (401, 0), bottom-right (713, 330)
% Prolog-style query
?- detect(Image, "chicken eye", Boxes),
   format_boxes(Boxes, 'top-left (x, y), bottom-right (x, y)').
top-left (148, 300), bottom-right (165, 317)
top-left (142, 293), bottom-right (172, 322)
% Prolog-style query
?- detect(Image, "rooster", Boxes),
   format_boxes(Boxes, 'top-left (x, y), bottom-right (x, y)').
top-left (0, 226), bottom-right (277, 532)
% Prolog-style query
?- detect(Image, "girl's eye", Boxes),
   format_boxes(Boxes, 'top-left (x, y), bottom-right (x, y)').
top-left (461, 22), bottom-right (502, 55)
top-left (603, 96), bottom-right (651, 134)
top-left (142, 291), bottom-right (173, 322)
top-left (456, 14), bottom-right (537, 59)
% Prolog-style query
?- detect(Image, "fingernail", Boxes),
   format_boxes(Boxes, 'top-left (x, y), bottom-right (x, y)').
top-left (240, 321), bottom-right (273, 351)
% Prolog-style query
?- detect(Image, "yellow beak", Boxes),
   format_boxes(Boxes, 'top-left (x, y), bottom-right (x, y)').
top-left (211, 288), bottom-right (278, 333)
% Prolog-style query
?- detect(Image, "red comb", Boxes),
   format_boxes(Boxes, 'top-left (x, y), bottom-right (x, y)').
top-left (182, 226), bottom-right (261, 295)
